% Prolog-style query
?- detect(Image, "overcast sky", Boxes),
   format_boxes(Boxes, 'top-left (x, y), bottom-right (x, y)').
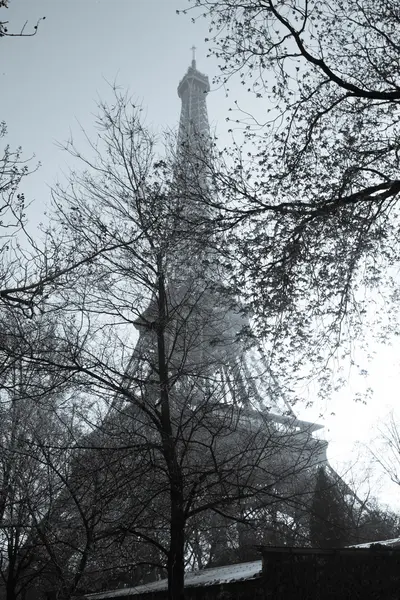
top-left (2, 0), bottom-right (400, 509)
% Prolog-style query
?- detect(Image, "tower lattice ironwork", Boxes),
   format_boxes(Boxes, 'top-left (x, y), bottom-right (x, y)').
top-left (125, 55), bottom-right (328, 468)
top-left (113, 56), bottom-right (331, 566)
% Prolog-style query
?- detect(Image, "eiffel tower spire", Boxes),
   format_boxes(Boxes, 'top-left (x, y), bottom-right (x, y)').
top-left (177, 51), bottom-right (210, 145)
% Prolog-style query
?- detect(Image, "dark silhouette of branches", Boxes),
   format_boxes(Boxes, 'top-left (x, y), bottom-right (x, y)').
top-left (0, 1), bottom-right (45, 38)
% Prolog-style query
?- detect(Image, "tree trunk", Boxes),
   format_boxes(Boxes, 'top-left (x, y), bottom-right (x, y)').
top-left (155, 254), bottom-right (186, 600)
top-left (168, 503), bottom-right (186, 600)
top-left (6, 573), bottom-right (17, 600)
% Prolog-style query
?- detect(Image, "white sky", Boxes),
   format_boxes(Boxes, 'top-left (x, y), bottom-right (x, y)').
top-left (2, 0), bottom-right (400, 511)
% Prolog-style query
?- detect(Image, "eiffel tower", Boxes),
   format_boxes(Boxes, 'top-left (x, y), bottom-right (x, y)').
top-left (22, 56), bottom-right (335, 600)
top-left (111, 53), bottom-right (330, 562)
top-left (125, 50), bottom-right (327, 440)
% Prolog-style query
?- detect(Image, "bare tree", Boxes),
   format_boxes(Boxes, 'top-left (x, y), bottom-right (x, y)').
top-left (0, 311), bottom-right (126, 600)
top-left (0, 122), bottom-right (141, 318)
top-left (19, 91), bottom-right (328, 600)
top-left (369, 411), bottom-right (400, 495)
top-left (0, 314), bottom-right (75, 600)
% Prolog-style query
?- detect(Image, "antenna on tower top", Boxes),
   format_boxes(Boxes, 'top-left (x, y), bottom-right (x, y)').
top-left (191, 45), bottom-right (197, 69)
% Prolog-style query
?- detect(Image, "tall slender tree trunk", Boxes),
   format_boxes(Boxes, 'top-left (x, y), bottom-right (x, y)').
top-left (155, 254), bottom-right (186, 600)
top-left (168, 491), bottom-right (186, 600)
top-left (6, 569), bottom-right (17, 600)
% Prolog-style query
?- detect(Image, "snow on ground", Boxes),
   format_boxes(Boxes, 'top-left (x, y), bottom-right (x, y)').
top-left (349, 537), bottom-right (400, 549)
top-left (85, 560), bottom-right (262, 599)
